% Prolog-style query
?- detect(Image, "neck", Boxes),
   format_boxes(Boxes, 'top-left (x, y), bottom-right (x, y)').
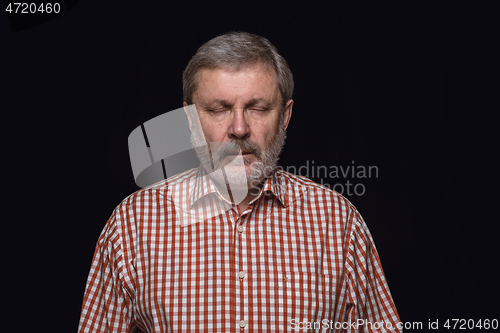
top-left (213, 177), bottom-right (265, 213)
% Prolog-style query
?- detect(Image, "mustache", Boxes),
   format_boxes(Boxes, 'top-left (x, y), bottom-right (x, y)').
top-left (216, 140), bottom-right (262, 159)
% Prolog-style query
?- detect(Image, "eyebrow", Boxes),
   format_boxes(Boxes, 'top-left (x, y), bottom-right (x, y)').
top-left (247, 98), bottom-right (270, 106)
top-left (206, 98), bottom-right (271, 108)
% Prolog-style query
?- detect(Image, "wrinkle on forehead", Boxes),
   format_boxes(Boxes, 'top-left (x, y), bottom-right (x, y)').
top-left (192, 63), bottom-right (281, 106)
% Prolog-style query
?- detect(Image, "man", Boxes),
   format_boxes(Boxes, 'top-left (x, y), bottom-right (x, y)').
top-left (79, 31), bottom-right (401, 332)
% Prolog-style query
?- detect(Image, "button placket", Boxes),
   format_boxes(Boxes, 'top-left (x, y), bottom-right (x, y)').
top-left (236, 215), bottom-right (249, 330)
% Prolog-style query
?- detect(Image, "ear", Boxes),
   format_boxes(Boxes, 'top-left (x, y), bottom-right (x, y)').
top-left (282, 99), bottom-right (293, 131)
top-left (183, 102), bottom-right (193, 131)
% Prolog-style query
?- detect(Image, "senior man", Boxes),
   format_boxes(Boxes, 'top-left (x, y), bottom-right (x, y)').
top-left (78, 31), bottom-right (401, 332)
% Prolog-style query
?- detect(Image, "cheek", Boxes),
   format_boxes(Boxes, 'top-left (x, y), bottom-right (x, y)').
top-left (254, 126), bottom-right (278, 149)
top-left (200, 122), bottom-right (227, 142)
top-left (263, 120), bottom-right (281, 141)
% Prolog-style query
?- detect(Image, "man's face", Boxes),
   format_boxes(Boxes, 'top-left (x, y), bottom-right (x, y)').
top-left (185, 63), bottom-right (293, 189)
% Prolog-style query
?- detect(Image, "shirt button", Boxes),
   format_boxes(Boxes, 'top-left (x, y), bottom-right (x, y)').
top-left (239, 320), bottom-right (246, 328)
top-left (237, 225), bottom-right (244, 233)
top-left (238, 271), bottom-right (245, 279)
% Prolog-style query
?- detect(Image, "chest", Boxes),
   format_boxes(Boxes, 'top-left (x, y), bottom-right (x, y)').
top-left (132, 204), bottom-right (348, 332)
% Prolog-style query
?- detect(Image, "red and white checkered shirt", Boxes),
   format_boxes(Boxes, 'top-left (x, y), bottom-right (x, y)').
top-left (78, 166), bottom-right (401, 332)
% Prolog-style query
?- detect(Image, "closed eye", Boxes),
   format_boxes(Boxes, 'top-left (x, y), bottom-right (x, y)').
top-left (207, 108), bottom-right (229, 113)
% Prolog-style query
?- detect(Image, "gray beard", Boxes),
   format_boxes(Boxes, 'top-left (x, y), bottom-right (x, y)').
top-left (190, 115), bottom-right (287, 192)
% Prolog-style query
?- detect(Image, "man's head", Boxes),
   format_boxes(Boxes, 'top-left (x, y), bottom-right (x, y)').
top-left (183, 32), bottom-right (294, 191)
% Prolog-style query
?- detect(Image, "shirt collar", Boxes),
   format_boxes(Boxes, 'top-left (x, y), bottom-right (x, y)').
top-left (189, 166), bottom-right (303, 209)
top-left (260, 168), bottom-right (289, 207)
top-left (189, 166), bottom-right (229, 208)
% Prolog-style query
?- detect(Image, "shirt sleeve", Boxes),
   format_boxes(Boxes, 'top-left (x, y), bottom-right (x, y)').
top-left (78, 207), bottom-right (137, 333)
top-left (344, 209), bottom-right (402, 333)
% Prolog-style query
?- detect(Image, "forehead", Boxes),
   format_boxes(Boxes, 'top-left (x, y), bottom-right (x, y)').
top-left (194, 64), bottom-right (280, 105)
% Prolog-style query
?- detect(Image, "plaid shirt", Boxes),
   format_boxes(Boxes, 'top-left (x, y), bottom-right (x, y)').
top-left (78, 166), bottom-right (401, 332)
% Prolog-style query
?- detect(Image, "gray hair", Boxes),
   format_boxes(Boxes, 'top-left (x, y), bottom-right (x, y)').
top-left (182, 31), bottom-right (294, 109)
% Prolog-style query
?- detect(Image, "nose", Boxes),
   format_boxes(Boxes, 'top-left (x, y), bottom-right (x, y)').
top-left (228, 109), bottom-right (250, 140)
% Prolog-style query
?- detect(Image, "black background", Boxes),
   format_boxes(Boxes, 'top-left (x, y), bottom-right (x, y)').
top-left (2, 1), bottom-right (496, 332)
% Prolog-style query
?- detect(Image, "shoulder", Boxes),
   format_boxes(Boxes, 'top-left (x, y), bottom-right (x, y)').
top-left (277, 170), bottom-right (372, 239)
top-left (114, 167), bottom-right (199, 214)
top-left (276, 169), bottom-right (359, 211)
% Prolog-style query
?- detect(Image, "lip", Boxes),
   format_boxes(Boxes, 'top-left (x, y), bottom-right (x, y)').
top-left (226, 152), bottom-right (252, 156)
